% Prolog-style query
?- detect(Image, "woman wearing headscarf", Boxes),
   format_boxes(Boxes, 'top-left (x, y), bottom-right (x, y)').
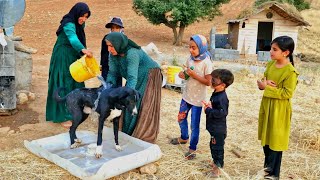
top-left (46, 2), bottom-right (92, 128)
top-left (105, 32), bottom-right (162, 143)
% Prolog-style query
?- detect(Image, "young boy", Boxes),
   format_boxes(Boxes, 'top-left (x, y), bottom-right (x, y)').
top-left (202, 69), bottom-right (234, 177)
top-left (100, 17), bottom-right (124, 80)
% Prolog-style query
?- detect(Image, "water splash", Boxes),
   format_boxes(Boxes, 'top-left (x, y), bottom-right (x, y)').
top-left (96, 75), bottom-right (113, 90)
top-left (0, 32), bottom-right (7, 65)
top-left (93, 92), bottom-right (101, 111)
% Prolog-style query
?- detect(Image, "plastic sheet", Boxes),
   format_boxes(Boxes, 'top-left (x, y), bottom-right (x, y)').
top-left (24, 127), bottom-right (162, 179)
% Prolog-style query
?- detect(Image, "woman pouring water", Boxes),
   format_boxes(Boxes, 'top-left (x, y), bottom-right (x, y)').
top-left (46, 2), bottom-right (92, 128)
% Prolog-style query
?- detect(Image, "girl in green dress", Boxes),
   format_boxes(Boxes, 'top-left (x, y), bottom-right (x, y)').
top-left (257, 36), bottom-right (299, 179)
top-left (46, 2), bottom-right (92, 128)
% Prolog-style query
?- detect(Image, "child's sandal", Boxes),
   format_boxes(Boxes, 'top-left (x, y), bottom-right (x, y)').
top-left (211, 163), bottom-right (221, 177)
top-left (170, 138), bottom-right (188, 145)
top-left (184, 151), bottom-right (196, 160)
top-left (205, 171), bottom-right (220, 178)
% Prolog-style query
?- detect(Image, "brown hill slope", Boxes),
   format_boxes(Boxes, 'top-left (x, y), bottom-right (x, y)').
top-left (14, 0), bottom-right (254, 55)
top-left (298, 0), bottom-right (320, 62)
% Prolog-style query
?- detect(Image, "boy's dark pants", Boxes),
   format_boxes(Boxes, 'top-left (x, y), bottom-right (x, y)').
top-left (209, 132), bottom-right (226, 168)
top-left (263, 145), bottom-right (282, 178)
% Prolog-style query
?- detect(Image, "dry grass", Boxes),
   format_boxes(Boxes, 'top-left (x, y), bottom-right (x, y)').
top-left (0, 0), bottom-right (319, 179)
top-left (237, 1), bottom-right (304, 21)
top-left (0, 62), bottom-right (319, 180)
top-left (297, 0), bottom-right (320, 62)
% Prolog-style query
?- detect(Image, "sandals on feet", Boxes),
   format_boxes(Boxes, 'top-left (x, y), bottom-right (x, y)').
top-left (264, 175), bottom-right (278, 180)
top-left (170, 138), bottom-right (188, 145)
top-left (184, 151), bottom-right (196, 160)
top-left (205, 171), bottom-right (220, 178)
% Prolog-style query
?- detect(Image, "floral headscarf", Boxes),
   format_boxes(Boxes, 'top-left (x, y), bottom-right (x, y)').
top-left (190, 34), bottom-right (211, 61)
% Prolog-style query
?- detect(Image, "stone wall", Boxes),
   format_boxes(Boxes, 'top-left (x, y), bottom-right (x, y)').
top-left (15, 50), bottom-right (32, 91)
top-left (257, 51), bottom-right (270, 61)
top-left (0, 38), bottom-right (16, 110)
top-left (210, 48), bottom-right (240, 61)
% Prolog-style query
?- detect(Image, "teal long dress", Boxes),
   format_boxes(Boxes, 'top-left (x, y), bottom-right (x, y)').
top-left (46, 22), bottom-right (86, 123)
top-left (107, 48), bottom-right (160, 135)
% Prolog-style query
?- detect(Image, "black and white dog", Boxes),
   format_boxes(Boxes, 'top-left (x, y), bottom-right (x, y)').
top-left (53, 85), bottom-right (140, 158)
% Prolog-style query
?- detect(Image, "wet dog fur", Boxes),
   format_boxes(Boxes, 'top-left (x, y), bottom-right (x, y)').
top-left (53, 86), bottom-right (140, 158)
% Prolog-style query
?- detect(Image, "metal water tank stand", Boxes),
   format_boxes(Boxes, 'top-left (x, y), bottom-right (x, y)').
top-left (0, 0), bottom-right (26, 115)
top-left (0, 35), bottom-right (17, 114)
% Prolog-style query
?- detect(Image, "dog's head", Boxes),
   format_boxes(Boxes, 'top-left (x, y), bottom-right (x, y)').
top-left (109, 87), bottom-right (140, 115)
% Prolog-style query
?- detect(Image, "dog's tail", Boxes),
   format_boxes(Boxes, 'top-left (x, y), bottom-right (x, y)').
top-left (53, 87), bottom-right (67, 103)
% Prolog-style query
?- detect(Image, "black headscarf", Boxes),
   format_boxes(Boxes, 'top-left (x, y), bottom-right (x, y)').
top-left (56, 2), bottom-right (91, 47)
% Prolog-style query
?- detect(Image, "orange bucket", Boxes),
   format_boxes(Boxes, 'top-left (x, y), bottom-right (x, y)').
top-left (69, 55), bottom-right (100, 82)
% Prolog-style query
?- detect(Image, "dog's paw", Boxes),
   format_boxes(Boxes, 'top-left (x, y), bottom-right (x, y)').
top-left (115, 144), bottom-right (122, 151)
top-left (106, 108), bottom-right (122, 121)
top-left (83, 106), bottom-right (92, 114)
top-left (70, 139), bottom-right (82, 149)
top-left (71, 143), bottom-right (80, 149)
top-left (95, 145), bottom-right (103, 158)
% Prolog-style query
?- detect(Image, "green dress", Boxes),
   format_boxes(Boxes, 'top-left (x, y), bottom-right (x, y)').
top-left (258, 60), bottom-right (299, 151)
top-left (46, 23), bottom-right (85, 123)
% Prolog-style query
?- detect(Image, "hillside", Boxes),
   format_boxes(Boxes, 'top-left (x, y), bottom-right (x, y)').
top-left (298, 0), bottom-right (320, 62)
top-left (1, 0), bottom-right (319, 179)
top-left (14, 0), bottom-right (255, 56)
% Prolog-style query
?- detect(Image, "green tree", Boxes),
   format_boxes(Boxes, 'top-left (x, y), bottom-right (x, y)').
top-left (133, 0), bottom-right (230, 46)
top-left (255, 0), bottom-right (310, 11)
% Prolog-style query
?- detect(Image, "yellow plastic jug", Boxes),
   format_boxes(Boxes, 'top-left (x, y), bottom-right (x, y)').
top-left (69, 55), bottom-right (100, 82)
top-left (167, 66), bottom-right (182, 84)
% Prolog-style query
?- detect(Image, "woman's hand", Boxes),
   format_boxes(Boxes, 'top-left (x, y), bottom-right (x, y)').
top-left (82, 49), bottom-right (93, 58)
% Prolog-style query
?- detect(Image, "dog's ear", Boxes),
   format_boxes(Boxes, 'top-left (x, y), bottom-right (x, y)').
top-left (127, 88), bottom-right (140, 102)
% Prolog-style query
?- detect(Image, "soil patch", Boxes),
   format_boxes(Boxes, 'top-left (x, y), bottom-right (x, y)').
top-left (0, 104), bottom-right (39, 131)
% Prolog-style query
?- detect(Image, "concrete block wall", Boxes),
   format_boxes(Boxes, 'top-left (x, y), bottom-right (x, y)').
top-left (210, 48), bottom-right (240, 61)
top-left (15, 51), bottom-right (32, 91)
top-left (257, 51), bottom-right (271, 61)
top-left (0, 38), bottom-right (16, 110)
top-left (215, 34), bottom-right (228, 48)
top-left (0, 37), bottom-right (15, 76)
